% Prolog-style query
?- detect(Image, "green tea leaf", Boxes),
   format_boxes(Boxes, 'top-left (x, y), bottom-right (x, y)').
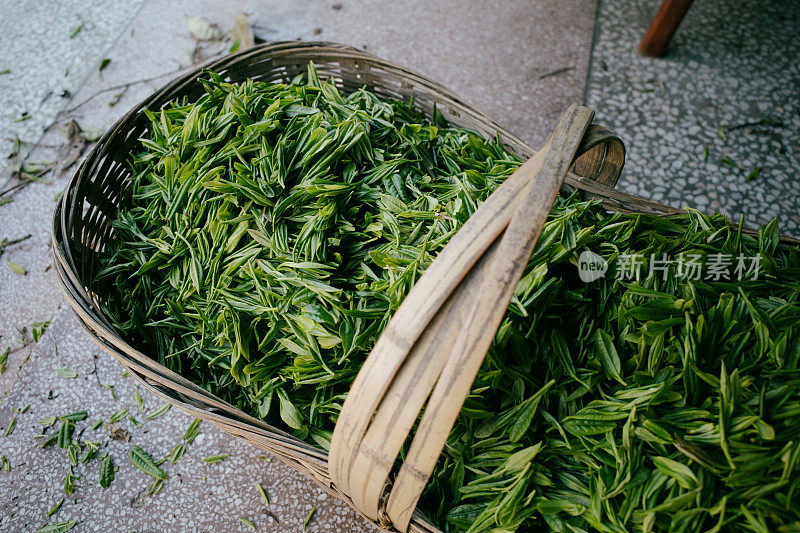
top-left (303, 506), bottom-right (316, 530)
top-left (594, 329), bottom-right (625, 385)
top-left (145, 403), bottom-right (171, 420)
top-left (35, 520), bottom-right (77, 533)
top-left (58, 411), bottom-right (87, 422)
top-left (69, 23), bottom-right (83, 38)
top-left (46, 497), bottom-right (64, 517)
top-left (99, 455), bottom-right (115, 488)
top-left (0, 348), bottom-right (7, 374)
top-left (135, 389), bottom-right (145, 411)
top-left (147, 478), bottom-right (164, 496)
top-left (183, 418), bottom-right (201, 443)
top-left (107, 408), bottom-right (128, 423)
top-left (56, 421), bottom-right (73, 449)
top-left (277, 389), bottom-right (304, 430)
top-left (93, 65), bottom-right (800, 533)
top-left (6, 259), bottom-right (25, 275)
top-left (129, 446), bottom-right (167, 480)
top-left (653, 456), bottom-right (699, 490)
top-left (170, 444), bottom-right (185, 464)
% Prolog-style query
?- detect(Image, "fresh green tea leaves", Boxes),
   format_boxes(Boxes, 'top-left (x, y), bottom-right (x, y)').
top-left (69, 23), bottom-right (83, 38)
top-left (134, 389), bottom-right (145, 411)
top-left (170, 444), bottom-right (185, 464)
top-left (147, 478), bottom-right (164, 496)
top-left (96, 64), bottom-right (800, 533)
top-left (257, 482), bottom-right (269, 505)
top-left (62, 467), bottom-right (78, 496)
top-left (46, 497), bottom-right (64, 517)
top-left (56, 422), bottom-right (73, 449)
top-left (594, 329), bottom-right (625, 385)
top-left (277, 389), bottom-right (304, 430)
top-left (32, 321), bottom-right (49, 342)
top-left (653, 456), bottom-right (699, 490)
top-left (107, 408), bottom-right (127, 424)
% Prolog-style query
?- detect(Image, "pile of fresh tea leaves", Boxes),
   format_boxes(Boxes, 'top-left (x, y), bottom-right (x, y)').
top-left (98, 63), bottom-right (800, 532)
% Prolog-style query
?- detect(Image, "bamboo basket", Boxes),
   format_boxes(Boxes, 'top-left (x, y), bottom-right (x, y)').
top-left (52, 41), bottom-right (799, 532)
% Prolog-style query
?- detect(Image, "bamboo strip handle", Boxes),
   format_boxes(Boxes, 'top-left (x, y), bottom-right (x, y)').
top-left (385, 105), bottom-right (593, 530)
top-left (347, 237), bottom-right (502, 521)
top-left (344, 115), bottom-right (616, 524)
top-left (329, 141), bottom-right (550, 498)
top-left (329, 105), bottom-right (597, 531)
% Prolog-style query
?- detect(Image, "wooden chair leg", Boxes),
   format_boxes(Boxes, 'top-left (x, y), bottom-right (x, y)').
top-left (638, 0), bottom-right (696, 57)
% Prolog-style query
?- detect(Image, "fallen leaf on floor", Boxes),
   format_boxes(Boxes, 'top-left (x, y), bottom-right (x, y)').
top-left (745, 167), bottom-right (762, 182)
top-left (108, 423), bottom-right (131, 442)
top-left (69, 23), bottom-right (83, 38)
top-left (186, 15), bottom-right (222, 41)
top-left (6, 259), bottom-right (26, 275)
top-left (57, 120), bottom-right (87, 170)
top-left (229, 12), bottom-right (254, 53)
top-left (55, 368), bottom-right (78, 378)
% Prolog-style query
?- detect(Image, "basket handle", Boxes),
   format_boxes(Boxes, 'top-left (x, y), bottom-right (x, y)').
top-left (330, 105), bottom-right (603, 531)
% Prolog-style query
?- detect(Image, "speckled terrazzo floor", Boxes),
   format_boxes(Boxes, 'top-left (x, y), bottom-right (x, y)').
top-left (586, 0), bottom-right (800, 235)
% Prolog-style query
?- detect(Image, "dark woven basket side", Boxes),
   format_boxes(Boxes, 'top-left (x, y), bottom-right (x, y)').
top-left (52, 41), bottom-right (800, 533)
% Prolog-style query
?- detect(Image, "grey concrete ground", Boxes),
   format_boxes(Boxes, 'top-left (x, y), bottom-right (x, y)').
top-left (2, 0), bottom-right (799, 530)
top-left (587, 0), bottom-right (800, 234)
top-left (0, 0), bottom-right (598, 531)
top-left (0, 0), bottom-right (146, 404)
top-left (0, 0), bottom-right (146, 181)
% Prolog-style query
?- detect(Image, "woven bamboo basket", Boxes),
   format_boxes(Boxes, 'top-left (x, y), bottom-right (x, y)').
top-left (52, 41), bottom-right (800, 532)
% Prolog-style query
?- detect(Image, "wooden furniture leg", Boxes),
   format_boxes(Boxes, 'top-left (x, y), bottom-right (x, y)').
top-left (638, 0), bottom-right (696, 57)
